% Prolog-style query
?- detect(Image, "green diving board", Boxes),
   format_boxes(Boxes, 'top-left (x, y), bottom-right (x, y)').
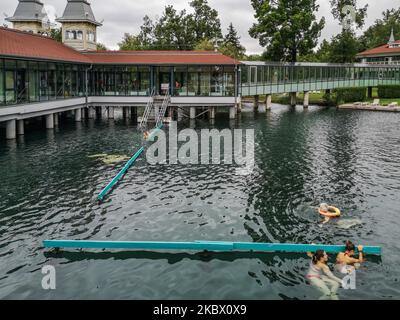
top-left (43, 240), bottom-right (382, 255)
top-left (97, 124), bottom-right (163, 202)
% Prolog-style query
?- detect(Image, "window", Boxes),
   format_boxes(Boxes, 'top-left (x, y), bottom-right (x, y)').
top-left (211, 66), bottom-right (223, 96)
top-left (0, 60), bottom-right (4, 106)
top-left (223, 66), bottom-right (235, 97)
top-left (138, 66), bottom-right (150, 95)
top-left (5, 71), bottom-right (15, 104)
top-left (28, 62), bottom-right (39, 102)
top-left (87, 31), bottom-right (96, 42)
top-left (174, 66), bottom-right (187, 96)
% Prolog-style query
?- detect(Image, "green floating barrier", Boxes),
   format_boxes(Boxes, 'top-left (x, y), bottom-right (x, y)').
top-left (97, 124), bottom-right (164, 202)
top-left (43, 240), bottom-right (382, 255)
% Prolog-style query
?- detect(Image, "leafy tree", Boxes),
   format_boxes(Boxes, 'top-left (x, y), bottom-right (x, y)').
top-left (118, 33), bottom-right (145, 50)
top-left (360, 8), bottom-right (400, 49)
top-left (249, 0), bottom-right (325, 62)
top-left (219, 23), bottom-right (246, 59)
top-left (152, 6), bottom-right (193, 50)
top-left (299, 39), bottom-right (332, 62)
top-left (194, 38), bottom-right (215, 51)
top-left (330, 0), bottom-right (368, 31)
top-left (327, 31), bottom-right (361, 63)
top-left (188, 0), bottom-right (222, 43)
top-left (49, 28), bottom-right (62, 42)
top-left (96, 43), bottom-right (108, 51)
top-left (244, 54), bottom-right (263, 61)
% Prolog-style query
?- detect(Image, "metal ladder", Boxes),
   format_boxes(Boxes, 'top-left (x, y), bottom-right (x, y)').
top-left (155, 93), bottom-right (170, 127)
top-left (139, 87), bottom-right (156, 130)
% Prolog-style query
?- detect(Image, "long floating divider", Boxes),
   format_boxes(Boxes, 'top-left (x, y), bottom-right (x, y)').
top-left (43, 240), bottom-right (382, 255)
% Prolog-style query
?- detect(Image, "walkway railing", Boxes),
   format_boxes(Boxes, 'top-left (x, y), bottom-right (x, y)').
top-left (156, 92), bottom-right (170, 128)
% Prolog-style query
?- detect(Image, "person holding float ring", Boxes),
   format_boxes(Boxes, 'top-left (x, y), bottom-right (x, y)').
top-left (318, 203), bottom-right (341, 224)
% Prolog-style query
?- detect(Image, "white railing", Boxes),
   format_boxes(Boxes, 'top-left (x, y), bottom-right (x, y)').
top-left (156, 92), bottom-right (170, 128)
top-left (139, 87), bottom-right (155, 129)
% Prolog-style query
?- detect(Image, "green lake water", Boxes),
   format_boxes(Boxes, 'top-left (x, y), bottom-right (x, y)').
top-left (0, 104), bottom-right (399, 299)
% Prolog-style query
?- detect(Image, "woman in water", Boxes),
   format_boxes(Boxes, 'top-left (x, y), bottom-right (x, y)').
top-left (306, 250), bottom-right (343, 300)
top-left (318, 203), bottom-right (340, 224)
top-left (336, 240), bottom-right (364, 274)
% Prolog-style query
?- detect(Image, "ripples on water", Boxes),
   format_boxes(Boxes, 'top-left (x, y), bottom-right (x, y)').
top-left (0, 105), bottom-right (399, 299)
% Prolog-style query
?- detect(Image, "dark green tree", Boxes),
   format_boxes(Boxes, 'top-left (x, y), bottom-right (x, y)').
top-left (360, 9), bottom-right (400, 49)
top-left (327, 31), bottom-right (361, 63)
top-left (188, 0), bottom-right (222, 43)
top-left (153, 6), bottom-right (193, 50)
top-left (330, 0), bottom-right (368, 31)
top-left (49, 28), bottom-right (62, 42)
top-left (299, 39), bottom-right (332, 62)
top-left (118, 33), bottom-right (145, 50)
top-left (249, 0), bottom-right (325, 62)
top-left (96, 43), bottom-right (108, 51)
top-left (220, 23), bottom-right (246, 59)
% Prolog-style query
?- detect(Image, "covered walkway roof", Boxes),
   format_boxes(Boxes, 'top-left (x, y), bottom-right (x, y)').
top-left (0, 27), bottom-right (238, 65)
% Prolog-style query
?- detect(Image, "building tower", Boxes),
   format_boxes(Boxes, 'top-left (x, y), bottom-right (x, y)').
top-left (56, 0), bottom-right (102, 51)
top-left (388, 28), bottom-right (396, 46)
top-left (6, 0), bottom-right (50, 35)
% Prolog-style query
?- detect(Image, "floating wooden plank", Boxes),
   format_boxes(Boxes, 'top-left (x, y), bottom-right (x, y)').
top-left (43, 240), bottom-right (382, 255)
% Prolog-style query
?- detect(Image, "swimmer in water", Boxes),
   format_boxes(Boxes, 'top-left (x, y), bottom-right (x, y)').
top-left (143, 131), bottom-right (150, 140)
top-left (318, 203), bottom-right (339, 225)
top-left (336, 240), bottom-right (364, 274)
top-left (306, 250), bottom-right (343, 300)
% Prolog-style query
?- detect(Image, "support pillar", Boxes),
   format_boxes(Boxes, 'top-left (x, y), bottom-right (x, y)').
top-left (290, 92), bottom-right (297, 107)
top-left (190, 106), bottom-right (196, 120)
top-left (75, 108), bottom-right (82, 122)
top-left (81, 108), bottom-right (86, 120)
top-left (88, 107), bottom-right (95, 119)
top-left (209, 106), bottom-right (216, 119)
top-left (96, 106), bottom-right (102, 118)
top-left (107, 106), bottom-right (114, 119)
top-left (53, 113), bottom-right (59, 126)
top-left (46, 114), bottom-right (54, 129)
top-left (258, 102), bottom-right (266, 113)
top-left (122, 107), bottom-right (128, 119)
top-left (254, 95), bottom-right (259, 111)
top-left (6, 119), bottom-right (16, 140)
top-left (177, 107), bottom-right (184, 121)
top-left (303, 91), bottom-right (310, 109)
top-left (368, 87), bottom-right (373, 99)
top-left (266, 94), bottom-right (272, 110)
top-left (130, 107), bottom-right (137, 121)
top-left (229, 105), bottom-right (236, 119)
top-left (17, 119), bottom-right (24, 135)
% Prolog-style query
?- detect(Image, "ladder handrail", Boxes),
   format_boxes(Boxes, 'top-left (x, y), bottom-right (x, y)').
top-left (156, 92), bottom-right (170, 127)
top-left (139, 87), bottom-right (156, 129)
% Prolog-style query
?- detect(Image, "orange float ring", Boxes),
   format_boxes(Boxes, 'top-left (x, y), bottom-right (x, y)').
top-left (319, 206), bottom-right (341, 218)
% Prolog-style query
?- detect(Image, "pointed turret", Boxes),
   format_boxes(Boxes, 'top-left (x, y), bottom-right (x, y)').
top-left (56, 0), bottom-right (102, 51)
top-left (6, 0), bottom-right (50, 35)
top-left (388, 28), bottom-right (395, 45)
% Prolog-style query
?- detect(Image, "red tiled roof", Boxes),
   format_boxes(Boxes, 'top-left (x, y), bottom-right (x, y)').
top-left (83, 50), bottom-right (239, 65)
top-left (0, 27), bottom-right (239, 65)
top-left (0, 27), bottom-right (91, 63)
top-left (357, 40), bottom-right (400, 57)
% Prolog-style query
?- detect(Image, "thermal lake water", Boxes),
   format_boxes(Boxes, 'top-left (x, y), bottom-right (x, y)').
top-left (0, 104), bottom-right (399, 299)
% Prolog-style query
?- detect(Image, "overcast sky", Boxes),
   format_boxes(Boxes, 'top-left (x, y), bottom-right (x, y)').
top-left (1, 0), bottom-right (399, 54)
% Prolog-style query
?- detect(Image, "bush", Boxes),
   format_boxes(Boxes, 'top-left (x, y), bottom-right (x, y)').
top-left (378, 86), bottom-right (400, 99)
top-left (323, 87), bottom-right (367, 105)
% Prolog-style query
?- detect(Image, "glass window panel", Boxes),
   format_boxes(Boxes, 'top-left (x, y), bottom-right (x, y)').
top-left (174, 66), bottom-right (187, 96)
top-left (223, 66), bottom-right (235, 97)
top-left (211, 66), bottom-right (223, 96)
top-left (138, 66), bottom-right (150, 95)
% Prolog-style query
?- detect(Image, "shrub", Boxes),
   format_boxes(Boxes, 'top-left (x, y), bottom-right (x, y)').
top-left (377, 86), bottom-right (400, 99)
top-left (323, 87), bottom-right (367, 105)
